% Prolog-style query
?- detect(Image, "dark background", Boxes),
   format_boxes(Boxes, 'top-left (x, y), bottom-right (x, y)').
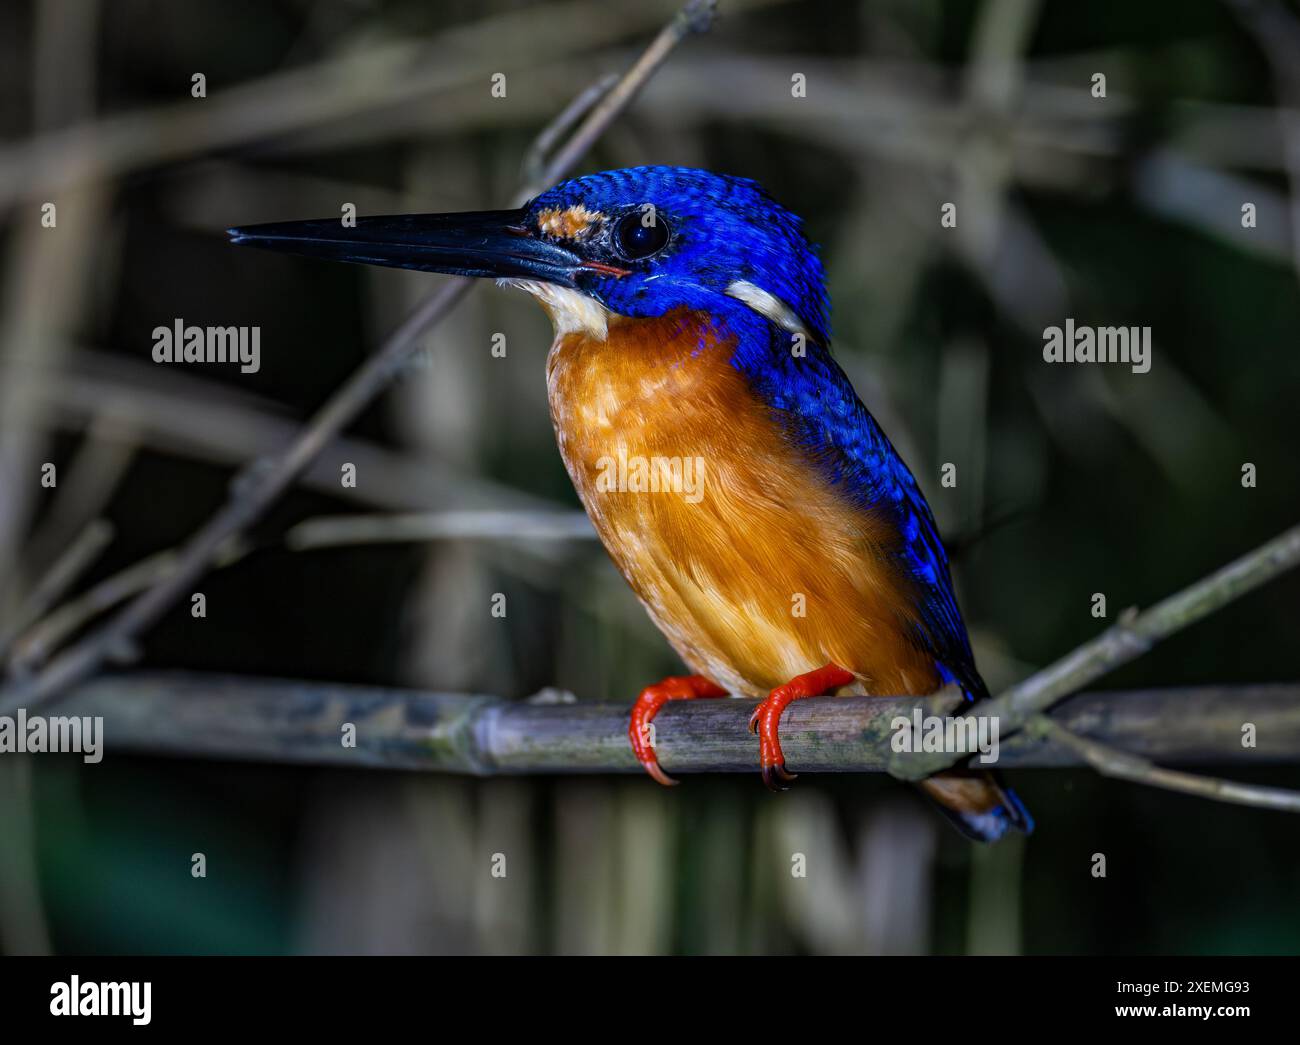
top-left (0, 0), bottom-right (1297, 954)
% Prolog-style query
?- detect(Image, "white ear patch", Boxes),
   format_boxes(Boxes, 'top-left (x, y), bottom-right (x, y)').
top-left (500, 279), bottom-right (609, 339)
top-left (724, 280), bottom-right (811, 339)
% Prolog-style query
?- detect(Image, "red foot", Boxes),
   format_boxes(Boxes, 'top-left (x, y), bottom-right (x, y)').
top-left (747, 664), bottom-right (855, 791)
top-left (630, 675), bottom-right (728, 786)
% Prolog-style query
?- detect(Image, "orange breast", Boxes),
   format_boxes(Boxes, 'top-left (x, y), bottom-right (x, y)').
top-left (546, 308), bottom-right (940, 698)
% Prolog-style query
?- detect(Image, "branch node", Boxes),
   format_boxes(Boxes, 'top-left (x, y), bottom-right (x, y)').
top-left (677, 0), bottom-right (718, 35)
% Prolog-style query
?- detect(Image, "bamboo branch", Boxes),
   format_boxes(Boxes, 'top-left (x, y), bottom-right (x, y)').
top-left (1028, 714), bottom-right (1300, 812)
top-left (0, 0), bottom-right (716, 718)
top-left (40, 673), bottom-right (1300, 776)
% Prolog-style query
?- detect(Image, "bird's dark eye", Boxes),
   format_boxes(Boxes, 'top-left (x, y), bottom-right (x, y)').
top-left (614, 212), bottom-right (670, 260)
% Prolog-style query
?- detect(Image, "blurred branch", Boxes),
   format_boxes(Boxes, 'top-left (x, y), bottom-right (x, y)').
top-left (0, 187), bottom-right (105, 610)
top-left (50, 673), bottom-right (1300, 776)
top-left (528, 0), bottom-right (716, 192)
top-left (0, 0), bottom-right (104, 962)
top-left (0, 0), bottom-right (737, 208)
top-left (954, 0), bottom-right (1040, 265)
top-left (5, 545), bottom-right (245, 677)
top-left (9, 4), bottom-right (1291, 216)
top-left (0, 0), bottom-right (717, 716)
top-left (270, 52), bottom-right (1300, 182)
top-left (26, 351), bottom-right (568, 513)
top-left (25, 413), bottom-right (138, 572)
top-left (13, 31), bottom-right (1297, 211)
top-left (6, 508), bottom-right (593, 676)
top-left (1228, 0), bottom-right (1300, 285)
top-left (0, 519), bottom-right (113, 663)
top-left (522, 72), bottom-right (619, 185)
top-left (286, 510), bottom-right (595, 549)
top-left (1134, 149), bottom-right (1294, 263)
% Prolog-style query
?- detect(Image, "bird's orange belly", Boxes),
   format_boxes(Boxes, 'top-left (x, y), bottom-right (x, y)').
top-left (546, 308), bottom-right (939, 698)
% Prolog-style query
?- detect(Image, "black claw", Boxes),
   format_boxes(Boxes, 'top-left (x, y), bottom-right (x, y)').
top-left (761, 764), bottom-right (795, 792)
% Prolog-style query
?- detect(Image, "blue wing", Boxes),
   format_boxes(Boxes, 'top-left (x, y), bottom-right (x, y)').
top-left (735, 322), bottom-right (988, 702)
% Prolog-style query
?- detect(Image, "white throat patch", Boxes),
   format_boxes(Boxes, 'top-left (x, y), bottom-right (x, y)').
top-left (724, 280), bottom-right (811, 339)
top-left (500, 279), bottom-right (609, 339)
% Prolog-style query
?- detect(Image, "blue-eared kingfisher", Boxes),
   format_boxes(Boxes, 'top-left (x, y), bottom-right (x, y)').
top-left (230, 166), bottom-right (1033, 842)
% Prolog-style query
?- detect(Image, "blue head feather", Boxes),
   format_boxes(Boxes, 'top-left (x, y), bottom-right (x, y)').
top-left (525, 166), bottom-right (831, 345)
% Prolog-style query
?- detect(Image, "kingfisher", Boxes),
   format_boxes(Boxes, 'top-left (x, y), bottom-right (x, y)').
top-left (230, 166), bottom-right (1032, 842)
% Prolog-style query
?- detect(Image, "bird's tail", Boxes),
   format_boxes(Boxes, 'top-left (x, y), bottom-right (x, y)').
top-left (917, 769), bottom-right (1033, 843)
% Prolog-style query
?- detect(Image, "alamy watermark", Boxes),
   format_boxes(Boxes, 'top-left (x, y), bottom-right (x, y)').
top-left (50, 976), bottom-right (150, 1025)
top-left (0, 709), bottom-right (103, 763)
top-left (152, 318), bottom-right (260, 373)
top-left (890, 707), bottom-right (999, 765)
top-left (595, 449), bottom-right (706, 503)
top-left (1043, 318), bottom-right (1151, 374)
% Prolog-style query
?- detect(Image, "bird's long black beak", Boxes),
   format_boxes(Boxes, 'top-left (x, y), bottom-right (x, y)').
top-left (227, 208), bottom-right (582, 286)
